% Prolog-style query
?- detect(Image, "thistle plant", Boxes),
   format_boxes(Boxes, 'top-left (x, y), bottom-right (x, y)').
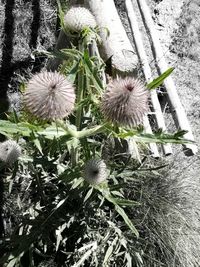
top-left (0, 3), bottom-right (196, 267)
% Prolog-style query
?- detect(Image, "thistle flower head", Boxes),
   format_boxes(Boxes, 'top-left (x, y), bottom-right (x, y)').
top-left (24, 71), bottom-right (75, 120)
top-left (0, 140), bottom-right (21, 165)
top-left (101, 77), bottom-right (149, 127)
top-left (84, 159), bottom-right (108, 185)
top-left (64, 7), bottom-right (96, 32)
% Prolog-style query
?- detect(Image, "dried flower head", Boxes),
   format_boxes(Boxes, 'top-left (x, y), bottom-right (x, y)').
top-left (0, 140), bottom-right (21, 165)
top-left (64, 7), bottom-right (96, 32)
top-left (101, 77), bottom-right (149, 127)
top-left (24, 71), bottom-right (75, 120)
top-left (84, 159), bottom-right (108, 185)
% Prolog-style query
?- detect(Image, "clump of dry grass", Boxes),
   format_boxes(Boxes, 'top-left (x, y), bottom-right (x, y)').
top-left (132, 160), bottom-right (200, 267)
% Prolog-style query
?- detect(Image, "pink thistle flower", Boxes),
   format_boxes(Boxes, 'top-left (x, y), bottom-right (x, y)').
top-left (101, 77), bottom-right (149, 127)
top-left (24, 71), bottom-right (75, 120)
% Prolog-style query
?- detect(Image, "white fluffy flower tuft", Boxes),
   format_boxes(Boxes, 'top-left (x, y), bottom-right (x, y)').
top-left (64, 7), bottom-right (96, 32)
top-left (101, 77), bottom-right (149, 127)
top-left (24, 71), bottom-right (75, 120)
top-left (0, 140), bottom-right (21, 165)
top-left (84, 159), bottom-right (108, 185)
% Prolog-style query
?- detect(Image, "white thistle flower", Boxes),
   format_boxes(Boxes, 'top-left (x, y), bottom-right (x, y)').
top-left (84, 159), bottom-right (108, 185)
top-left (64, 7), bottom-right (96, 32)
top-left (0, 140), bottom-right (21, 165)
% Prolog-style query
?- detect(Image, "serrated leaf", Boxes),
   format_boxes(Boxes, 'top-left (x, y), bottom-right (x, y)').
top-left (147, 67), bottom-right (174, 90)
top-left (0, 120), bottom-right (32, 137)
top-left (117, 130), bottom-right (194, 144)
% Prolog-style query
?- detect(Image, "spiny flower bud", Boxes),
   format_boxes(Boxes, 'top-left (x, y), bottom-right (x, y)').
top-left (84, 159), bottom-right (108, 185)
top-left (101, 77), bottom-right (149, 127)
top-left (64, 7), bottom-right (96, 32)
top-left (24, 71), bottom-right (75, 120)
top-left (0, 140), bottom-right (21, 165)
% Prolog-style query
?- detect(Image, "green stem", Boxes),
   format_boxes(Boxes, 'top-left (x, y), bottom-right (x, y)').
top-left (75, 42), bottom-right (85, 131)
top-left (74, 41), bottom-right (85, 165)
top-left (58, 121), bottom-right (108, 139)
top-left (77, 123), bottom-right (107, 139)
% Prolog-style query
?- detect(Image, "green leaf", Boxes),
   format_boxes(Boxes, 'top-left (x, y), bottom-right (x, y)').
top-left (71, 242), bottom-right (97, 267)
top-left (174, 130), bottom-right (188, 138)
top-left (83, 53), bottom-right (104, 93)
top-left (113, 198), bottom-right (140, 207)
top-left (84, 187), bottom-right (94, 202)
top-left (117, 129), bottom-right (194, 144)
top-left (103, 245), bottom-right (113, 265)
top-left (37, 49), bottom-right (82, 62)
top-left (38, 126), bottom-right (66, 139)
top-left (0, 120), bottom-right (34, 137)
top-left (56, 0), bottom-right (68, 31)
top-left (147, 67), bottom-right (174, 90)
top-left (33, 138), bottom-right (43, 155)
top-left (125, 252), bottom-right (133, 267)
top-left (66, 61), bottom-right (79, 83)
top-left (7, 257), bottom-right (19, 267)
top-left (114, 204), bottom-right (139, 237)
top-left (96, 187), bottom-right (139, 237)
top-left (71, 178), bottom-right (84, 189)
